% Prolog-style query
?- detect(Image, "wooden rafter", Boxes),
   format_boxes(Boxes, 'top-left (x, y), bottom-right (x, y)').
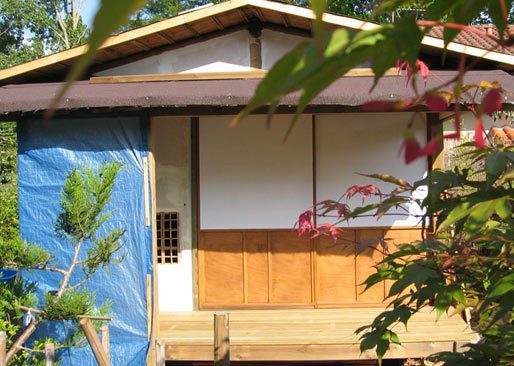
top-left (251, 6), bottom-right (266, 22)
top-left (133, 39), bottom-right (152, 51)
top-left (156, 32), bottom-right (176, 44)
top-left (211, 15), bottom-right (225, 30)
top-left (184, 23), bottom-right (200, 37)
top-left (101, 47), bottom-right (125, 59)
top-left (238, 8), bottom-right (250, 23)
top-left (280, 13), bottom-right (290, 27)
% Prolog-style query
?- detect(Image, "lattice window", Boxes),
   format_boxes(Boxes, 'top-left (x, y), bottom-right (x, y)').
top-left (156, 212), bottom-right (179, 264)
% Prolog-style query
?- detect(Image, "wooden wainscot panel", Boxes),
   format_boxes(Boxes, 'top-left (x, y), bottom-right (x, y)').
top-left (383, 228), bottom-right (423, 298)
top-left (200, 231), bottom-right (244, 306)
top-left (269, 231), bottom-right (313, 304)
top-left (356, 229), bottom-right (385, 303)
top-left (245, 232), bottom-right (269, 304)
top-left (316, 230), bottom-right (357, 304)
top-left (199, 228), bottom-right (423, 308)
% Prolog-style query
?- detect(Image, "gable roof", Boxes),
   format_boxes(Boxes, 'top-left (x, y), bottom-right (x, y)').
top-left (1, 0), bottom-right (514, 86)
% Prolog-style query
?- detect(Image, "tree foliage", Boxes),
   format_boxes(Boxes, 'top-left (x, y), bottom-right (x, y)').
top-left (304, 144), bottom-right (514, 365)
top-left (0, 0), bottom-right (89, 69)
top-left (1, 161), bottom-right (126, 365)
top-left (122, 0), bottom-right (224, 30)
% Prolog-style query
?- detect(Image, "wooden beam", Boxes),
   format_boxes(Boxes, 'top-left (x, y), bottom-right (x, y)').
top-left (90, 68), bottom-right (397, 84)
top-left (143, 157), bottom-right (150, 226)
top-left (90, 70), bottom-right (267, 83)
top-left (79, 318), bottom-right (111, 366)
top-left (156, 339), bottom-right (166, 366)
top-left (148, 116), bottom-right (159, 366)
top-left (166, 341), bottom-right (468, 361)
top-left (191, 117), bottom-right (200, 310)
top-left (427, 112), bottom-right (444, 171)
top-left (214, 313), bottom-right (230, 366)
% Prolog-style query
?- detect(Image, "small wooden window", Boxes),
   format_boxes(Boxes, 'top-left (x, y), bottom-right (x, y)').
top-left (156, 212), bottom-right (179, 264)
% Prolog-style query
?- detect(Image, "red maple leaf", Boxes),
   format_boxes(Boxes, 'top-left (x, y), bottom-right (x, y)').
top-left (295, 210), bottom-right (314, 236)
top-left (345, 185), bottom-right (382, 204)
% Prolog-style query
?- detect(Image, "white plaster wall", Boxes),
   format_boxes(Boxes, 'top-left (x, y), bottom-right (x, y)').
top-left (316, 113), bottom-right (428, 227)
top-left (260, 29), bottom-right (309, 70)
top-left (199, 115), bottom-right (313, 229)
top-left (95, 31), bottom-right (253, 76)
top-left (153, 116), bottom-right (193, 311)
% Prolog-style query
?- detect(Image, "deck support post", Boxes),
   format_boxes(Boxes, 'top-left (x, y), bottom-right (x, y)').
top-left (156, 339), bottom-right (166, 366)
top-left (0, 331), bottom-right (6, 366)
top-left (214, 312), bottom-right (230, 366)
top-left (44, 343), bottom-right (55, 366)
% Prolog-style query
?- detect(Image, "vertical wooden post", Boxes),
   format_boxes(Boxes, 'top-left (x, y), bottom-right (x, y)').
top-left (44, 343), bottom-right (55, 366)
top-left (156, 339), bottom-right (166, 366)
top-left (214, 312), bottom-right (229, 366)
top-left (78, 318), bottom-right (110, 366)
top-left (0, 331), bottom-right (6, 366)
top-left (101, 324), bottom-right (110, 364)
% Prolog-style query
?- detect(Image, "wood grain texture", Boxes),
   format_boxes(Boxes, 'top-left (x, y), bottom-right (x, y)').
top-left (214, 313), bottom-right (230, 366)
top-left (356, 229), bottom-right (385, 303)
top-left (79, 318), bottom-right (110, 366)
top-left (201, 232), bottom-right (244, 306)
top-left (199, 228), bottom-right (422, 308)
top-left (159, 307), bottom-right (477, 361)
top-left (245, 232), bottom-right (269, 304)
top-left (316, 231), bottom-right (357, 304)
top-left (269, 232), bottom-right (312, 304)
top-left (383, 228), bottom-right (422, 299)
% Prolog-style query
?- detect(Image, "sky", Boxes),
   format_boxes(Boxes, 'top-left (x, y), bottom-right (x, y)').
top-left (82, 0), bottom-right (101, 27)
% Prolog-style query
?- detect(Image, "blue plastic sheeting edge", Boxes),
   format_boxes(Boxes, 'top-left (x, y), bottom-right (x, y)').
top-left (18, 115), bottom-right (152, 366)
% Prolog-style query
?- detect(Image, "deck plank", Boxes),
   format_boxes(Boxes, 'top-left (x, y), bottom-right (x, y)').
top-left (159, 308), bottom-right (477, 361)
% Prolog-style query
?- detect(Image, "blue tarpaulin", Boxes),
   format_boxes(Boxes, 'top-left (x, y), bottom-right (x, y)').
top-left (18, 116), bottom-right (152, 365)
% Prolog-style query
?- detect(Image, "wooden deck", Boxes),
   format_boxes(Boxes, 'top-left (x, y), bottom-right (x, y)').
top-left (158, 307), bottom-right (477, 361)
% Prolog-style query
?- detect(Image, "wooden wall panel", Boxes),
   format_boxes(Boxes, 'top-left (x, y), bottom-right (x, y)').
top-left (269, 232), bottom-right (313, 304)
top-left (199, 228), bottom-right (422, 308)
top-left (245, 232), bottom-right (269, 304)
top-left (356, 229), bottom-right (385, 303)
top-left (201, 232), bottom-right (244, 306)
top-left (316, 231), bottom-right (357, 304)
top-left (383, 228), bottom-right (422, 299)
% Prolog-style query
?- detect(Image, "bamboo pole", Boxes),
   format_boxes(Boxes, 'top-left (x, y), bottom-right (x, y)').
top-left (0, 332), bottom-right (6, 366)
top-left (44, 343), bottom-right (55, 366)
top-left (214, 312), bottom-right (229, 366)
